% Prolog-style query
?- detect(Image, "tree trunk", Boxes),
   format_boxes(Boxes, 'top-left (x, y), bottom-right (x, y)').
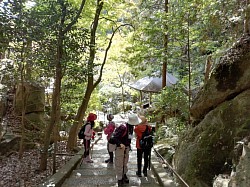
top-left (40, 40), bottom-right (62, 170)
top-left (67, 0), bottom-right (104, 151)
top-left (66, 0), bottom-right (131, 151)
top-left (162, 0), bottom-right (168, 89)
top-left (39, 0), bottom-right (87, 170)
top-left (19, 62), bottom-right (27, 159)
top-left (67, 86), bottom-right (93, 150)
top-left (244, 0), bottom-right (250, 35)
top-left (187, 12), bottom-right (191, 125)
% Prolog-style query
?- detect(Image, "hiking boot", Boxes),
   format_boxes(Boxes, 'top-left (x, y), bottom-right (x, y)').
top-left (136, 171), bottom-right (142, 177)
top-left (118, 179), bottom-right (123, 186)
top-left (123, 174), bottom-right (129, 183)
top-left (86, 160), bottom-right (93, 163)
top-left (85, 156), bottom-right (93, 163)
top-left (105, 158), bottom-right (110, 163)
top-left (143, 171), bottom-right (147, 177)
top-left (108, 160), bottom-right (113, 164)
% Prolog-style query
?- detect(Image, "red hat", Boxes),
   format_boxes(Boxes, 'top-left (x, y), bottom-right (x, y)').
top-left (87, 113), bottom-right (97, 121)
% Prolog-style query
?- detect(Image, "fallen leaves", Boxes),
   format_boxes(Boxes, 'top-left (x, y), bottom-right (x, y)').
top-left (0, 141), bottom-right (74, 187)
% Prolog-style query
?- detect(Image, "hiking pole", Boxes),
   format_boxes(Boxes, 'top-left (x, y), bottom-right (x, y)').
top-left (90, 142), bottom-right (94, 159)
top-left (122, 147), bottom-right (126, 177)
top-left (148, 148), bottom-right (151, 170)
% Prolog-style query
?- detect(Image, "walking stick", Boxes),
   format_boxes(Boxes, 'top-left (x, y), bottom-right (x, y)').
top-left (122, 147), bottom-right (126, 177)
top-left (148, 148), bottom-right (151, 170)
top-left (90, 142), bottom-right (93, 159)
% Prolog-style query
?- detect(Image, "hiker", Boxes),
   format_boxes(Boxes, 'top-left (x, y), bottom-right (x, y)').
top-left (134, 116), bottom-right (152, 177)
top-left (104, 114), bottom-right (116, 164)
top-left (109, 113), bottom-right (141, 186)
top-left (83, 113), bottom-right (97, 163)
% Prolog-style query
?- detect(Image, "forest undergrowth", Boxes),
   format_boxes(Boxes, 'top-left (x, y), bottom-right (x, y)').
top-left (0, 100), bottom-right (77, 187)
top-left (0, 141), bottom-right (74, 187)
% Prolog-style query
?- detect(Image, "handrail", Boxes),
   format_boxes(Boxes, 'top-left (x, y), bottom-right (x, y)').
top-left (153, 147), bottom-right (190, 187)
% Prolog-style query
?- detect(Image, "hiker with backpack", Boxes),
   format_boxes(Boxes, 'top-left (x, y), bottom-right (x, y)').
top-left (109, 113), bottom-right (141, 186)
top-left (104, 114), bottom-right (116, 164)
top-left (134, 116), bottom-right (153, 177)
top-left (82, 113), bottom-right (97, 163)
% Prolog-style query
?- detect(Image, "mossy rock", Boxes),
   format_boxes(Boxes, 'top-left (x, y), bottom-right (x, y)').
top-left (174, 89), bottom-right (250, 186)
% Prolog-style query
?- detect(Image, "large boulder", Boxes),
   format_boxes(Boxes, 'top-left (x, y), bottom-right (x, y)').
top-left (0, 134), bottom-right (21, 155)
top-left (174, 90), bottom-right (250, 186)
top-left (190, 36), bottom-right (250, 121)
top-left (14, 82), bottom-right (45, 115)
top-left (174, 35), bottom-right (250, 187)
top-left (229, 145), bottom-right (250, 187)
top-left (24, 112), bottom-right (47, 131)
top-left (13, 82), bottom-right (47, 133)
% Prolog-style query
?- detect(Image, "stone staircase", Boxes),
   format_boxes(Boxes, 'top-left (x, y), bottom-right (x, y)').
top-left (61, 134), bottom-right (162, 187)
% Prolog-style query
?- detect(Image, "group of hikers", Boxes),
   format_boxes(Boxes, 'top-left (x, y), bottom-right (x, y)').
top-left (80, 112), bottom-right (153, 186)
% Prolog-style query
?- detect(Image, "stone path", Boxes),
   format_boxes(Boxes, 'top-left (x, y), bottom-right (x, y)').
top-left (61, 133), bottom-right (163, 187)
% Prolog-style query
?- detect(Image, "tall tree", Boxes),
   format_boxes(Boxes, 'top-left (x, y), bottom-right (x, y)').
top-left (67, 0), bottom-right (104, 150)
top-left (66, 0), bottom-right (133, 150)
top-left (162, 0), bottom-right (168, 88)
top-left (40, 0), bottom-right (86, 170)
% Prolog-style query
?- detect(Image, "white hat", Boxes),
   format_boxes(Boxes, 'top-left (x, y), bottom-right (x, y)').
top-left (127, 114), bottom-right (142, 125)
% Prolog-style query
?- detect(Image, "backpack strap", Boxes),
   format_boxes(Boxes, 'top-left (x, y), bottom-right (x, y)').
top-left (122, 124), bottom-right (127, 137)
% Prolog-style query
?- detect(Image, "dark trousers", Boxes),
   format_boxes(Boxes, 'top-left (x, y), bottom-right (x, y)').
top-left (137, 148), bottom-right (151, 174)
top-left (83, 139), bottom-right (91, 158)
top-left (107, 142), bottom-right (114, 161)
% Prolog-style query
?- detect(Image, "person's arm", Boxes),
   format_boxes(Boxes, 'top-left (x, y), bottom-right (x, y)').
top-left (134, 126), bottom-right (139, 134)
top-left (110, 125), bottom-right (127, 147)
top-left (104, 124), bottom-right (110, 135)
top-left (128, 124), bottom-right (134, 135)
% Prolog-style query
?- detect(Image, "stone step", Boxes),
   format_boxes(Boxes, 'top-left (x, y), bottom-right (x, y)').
top-left (41, 132), bottom-right (175, 187)
top-left (63, 167), bottom-right (160, 187)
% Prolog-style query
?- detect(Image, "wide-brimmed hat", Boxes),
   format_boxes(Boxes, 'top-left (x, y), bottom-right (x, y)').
top-left (139, 116), bottom-right (147, 124)
top-left (127, 114), bottom-right (142, 125)
top-left (87, 113), bottom-right (97, 121)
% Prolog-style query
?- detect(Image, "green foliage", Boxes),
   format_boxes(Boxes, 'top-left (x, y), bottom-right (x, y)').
top-left (166, 117), bottom-right (187, 135)
top-left (121, 0), bottom-right (245, 87)
top-left (1, 0), bottom-right (248, 133)
top-left (154, 125), bottom-right (166, 143)
top-left (153, 83), bottom-right (189, 121)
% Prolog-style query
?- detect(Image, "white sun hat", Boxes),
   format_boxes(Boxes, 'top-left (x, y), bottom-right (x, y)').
top-left (127, 114), bottom-right (142, 125)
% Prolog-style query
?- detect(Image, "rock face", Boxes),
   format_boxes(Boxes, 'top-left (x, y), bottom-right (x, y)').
top-left (14, 82), bottom-right (46, 130)
top-left (15, 83), bottom-right (45, 115)
top-left (190, 36), bottom-right (250, 121)
top-left (174, 36), bottom-right (250, 186)
top-left (229, 145), bottom-right (250, 187)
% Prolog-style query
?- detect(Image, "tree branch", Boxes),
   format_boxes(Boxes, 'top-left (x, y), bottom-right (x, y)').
top-left (62, 0), bottom-right (86, 35)
top-left (94, 23), bottom-right (134, 88)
